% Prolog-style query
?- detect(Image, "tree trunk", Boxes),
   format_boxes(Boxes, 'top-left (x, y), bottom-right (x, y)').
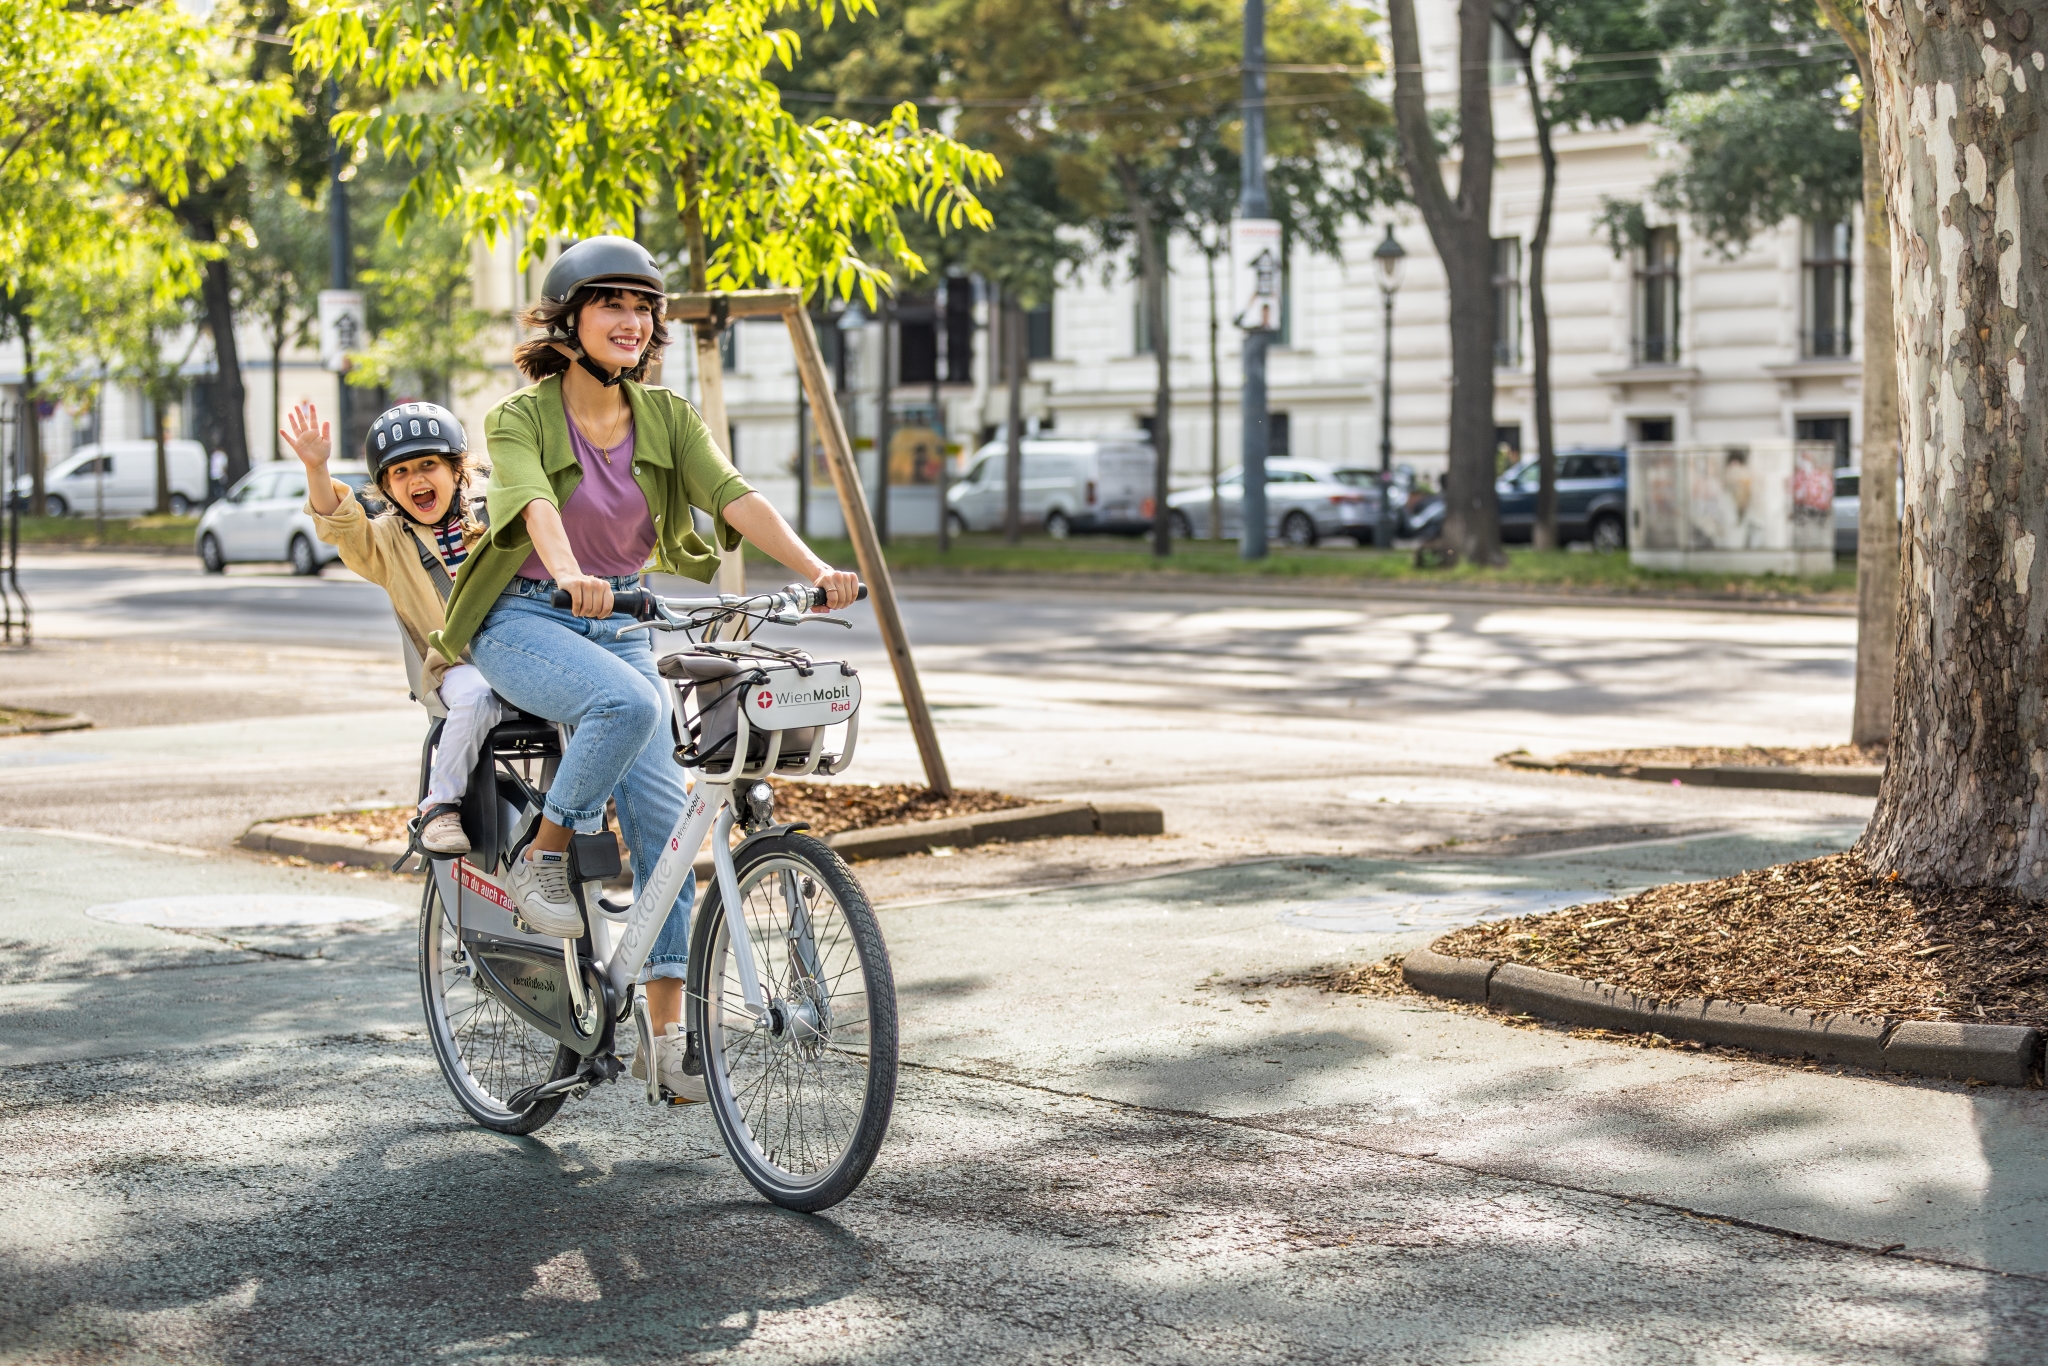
top-left (1860, 1), bottom-right (2047, 892)
top-left (153, 400), bottom-right (170, 516)
top-left (1207, 245), bottom-right (1223, 541)
top-left (1003, 295), bottom-right (1023, 544)
top-left (1852, 97), bottom-right (1902, 748)
top-left (186, 220), bottom-right (252, 487)
top-left (269, 305), bottom-right (287, 466)
top-left (1389, 0), bottom-right (1500, 566)
top-left (1521, 42), bottom-right (1560, 552)
top-left (1117, 160), bottom-right (1174, 559)
top-left (19, 323), bottom-right (41, 516)
top-left (876, 295), bottom-right (893, 546)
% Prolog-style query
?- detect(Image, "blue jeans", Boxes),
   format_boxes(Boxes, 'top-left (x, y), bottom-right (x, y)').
top-left (469, 578), bottom-right (693, 980)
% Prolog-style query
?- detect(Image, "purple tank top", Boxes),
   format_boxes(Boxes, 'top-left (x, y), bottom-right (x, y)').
top-left (518, 416), bottom-right (657, 580)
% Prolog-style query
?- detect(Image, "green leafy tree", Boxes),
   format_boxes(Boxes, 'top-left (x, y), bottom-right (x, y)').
top-left (1593, 0), bottom-right (1895, 746)
top-left (232, 156), bottom-right (329, 462)
top-left (0, 0), bottom-right (291, 506)
top-left (340, 150), bottom-right (494, 408)
top-left (40, 238), bottom-right (207, 516)
top-left (1493, 0), bottom-right (1678, 549)
top-left (293, 0), bottom-right (999, 303)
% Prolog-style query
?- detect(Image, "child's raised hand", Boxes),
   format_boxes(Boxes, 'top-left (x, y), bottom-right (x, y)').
top-left (280, 401), bottom-right (332, 469)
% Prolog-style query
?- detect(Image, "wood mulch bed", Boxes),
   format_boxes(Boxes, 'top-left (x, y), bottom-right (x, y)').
top-left (1431, 852), bottom-right (2048, 1028)
top-left (1543, 742), bottom-right (1886, 770)
top-left (277, 779), bottom-right (1035, 844)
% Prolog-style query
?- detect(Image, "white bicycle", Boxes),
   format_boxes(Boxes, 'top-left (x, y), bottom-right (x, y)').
top-left (407, 581), bottom-right (896, 1212)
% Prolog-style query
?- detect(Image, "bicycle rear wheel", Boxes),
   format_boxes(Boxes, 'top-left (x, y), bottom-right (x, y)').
top-left (418, 876), bottom-right (576, 1135)
top-left (688, 831), bottom-right (898, 1212)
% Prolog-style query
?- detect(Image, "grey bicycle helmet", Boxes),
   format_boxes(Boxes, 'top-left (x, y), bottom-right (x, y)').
top-left (538, 236), bottom-right (667, 387)
top-left (541, 235), bottom-right (666, 303)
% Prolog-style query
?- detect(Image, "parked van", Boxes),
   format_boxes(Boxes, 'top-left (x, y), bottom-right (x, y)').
top-left (15, 441), bottom-right (209, 518)
top-left (947, 436), bottom-right (1155, 537)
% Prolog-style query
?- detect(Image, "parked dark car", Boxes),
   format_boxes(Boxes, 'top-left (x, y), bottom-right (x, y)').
top-left (1497, 447), bottom-right (1628, 550)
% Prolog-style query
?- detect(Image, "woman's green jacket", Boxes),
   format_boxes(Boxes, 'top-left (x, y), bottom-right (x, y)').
top-left (429, 374), bottom-right (753, 663)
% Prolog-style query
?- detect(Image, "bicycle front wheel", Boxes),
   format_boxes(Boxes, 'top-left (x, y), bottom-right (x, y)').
top-left (688, 831), bottom-right (899, 1212)
top-left (418, 875), bottom-right (576, 1135)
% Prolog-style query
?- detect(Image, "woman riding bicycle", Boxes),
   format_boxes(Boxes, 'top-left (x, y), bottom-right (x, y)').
top-left (431, 235), bottom-right (857, 1094)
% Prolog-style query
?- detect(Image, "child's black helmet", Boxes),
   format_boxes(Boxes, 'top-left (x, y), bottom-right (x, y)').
top-left (365, 401), bottom-right (467, 481)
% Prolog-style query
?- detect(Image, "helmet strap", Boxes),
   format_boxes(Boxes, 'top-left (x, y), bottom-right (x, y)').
top-left (550, 339), bottom-right (625, 388)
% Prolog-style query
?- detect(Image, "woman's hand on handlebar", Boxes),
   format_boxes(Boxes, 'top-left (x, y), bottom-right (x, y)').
top-left (557, 573), bottom-right (615, 618)
top-left (812, 568), bottom-right (861, 612)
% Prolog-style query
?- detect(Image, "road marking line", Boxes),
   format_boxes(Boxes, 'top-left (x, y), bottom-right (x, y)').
top-left (0, 826), bottom-right (216, 859)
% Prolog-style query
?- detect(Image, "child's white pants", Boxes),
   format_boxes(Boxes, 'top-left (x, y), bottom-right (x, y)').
top-left (423, 664), bottom-right (505, 810)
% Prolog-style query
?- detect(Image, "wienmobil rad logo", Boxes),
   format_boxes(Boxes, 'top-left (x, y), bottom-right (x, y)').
top-left (766, 683), bottom-right (853, 707)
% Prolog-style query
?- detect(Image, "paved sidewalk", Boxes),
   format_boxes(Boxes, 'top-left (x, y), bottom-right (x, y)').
top-left (4, 826), bottom-right (2044, 1362)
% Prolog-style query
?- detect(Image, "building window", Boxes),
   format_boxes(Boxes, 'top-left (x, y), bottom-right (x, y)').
top-left (1027, 303), bottom-right (1053, 360)
top-left (1133, 285), bottom-right (1167, 355)
top-left (1633, 227), bottom-right (1680, 365)
top-left (1804, 219), bottom-right (1853, 358)
top-left (1632, 416), bottom-right (1675, 444)
top-left (1492, 237), bottom-right (1522, 368)
top-left (1270, 411), bottom-right (1290, 456)
top-left (945, 277), bottom-right (976, 380)
top-left (1489, 20), bottom-right (1519, 87)
top-left (898, 299), bottom-right (938, 385)
top-left (719, 325), bottom-right (737, 372)
top-left (1796, 415), bottom-right (1853, 468)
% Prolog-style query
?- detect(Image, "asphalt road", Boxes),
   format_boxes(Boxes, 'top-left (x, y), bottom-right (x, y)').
top-left (4, 551), bottom-right (2043, 1364)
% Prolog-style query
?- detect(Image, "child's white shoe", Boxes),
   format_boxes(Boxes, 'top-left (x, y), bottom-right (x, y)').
top-left (417, 804), bottom-right (471, 855)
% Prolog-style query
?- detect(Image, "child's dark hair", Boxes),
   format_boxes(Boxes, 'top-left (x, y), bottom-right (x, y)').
top-left (513, 285), bottom-right (669, 383)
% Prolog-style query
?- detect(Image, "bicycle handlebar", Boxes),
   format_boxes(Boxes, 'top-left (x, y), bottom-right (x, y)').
top-left (548, 582), bottom-right (866, 618)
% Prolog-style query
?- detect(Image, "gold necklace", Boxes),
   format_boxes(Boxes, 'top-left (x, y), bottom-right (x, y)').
top-left (568, 397), bottom-right (631, 463)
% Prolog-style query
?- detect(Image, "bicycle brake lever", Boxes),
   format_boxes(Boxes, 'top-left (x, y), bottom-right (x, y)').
top-left (797, 616), bottom-right (854, 629)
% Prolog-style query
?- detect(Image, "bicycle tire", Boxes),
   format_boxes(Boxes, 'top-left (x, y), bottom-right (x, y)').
top-left (418, 876), bottom-right (577, 1135)
top-left (688, 831), bottom-right (898, 1212)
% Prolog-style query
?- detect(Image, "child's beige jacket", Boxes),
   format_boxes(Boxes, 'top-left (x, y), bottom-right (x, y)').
top-left (305, 479), bottom-right (462, 692)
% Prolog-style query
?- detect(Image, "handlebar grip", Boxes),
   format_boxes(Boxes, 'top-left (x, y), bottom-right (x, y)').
top-left (799, 582), bottom-right (867, 609)
top-left (547, 587), bottom-right (655, 619)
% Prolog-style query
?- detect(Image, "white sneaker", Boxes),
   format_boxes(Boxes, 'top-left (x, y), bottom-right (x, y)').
top-left (635, 1023), bottom-right (707, 1104)
top-left (418, 808), bottom-right (471, 855)
top-left (505, 848), bottom-right (584, 937)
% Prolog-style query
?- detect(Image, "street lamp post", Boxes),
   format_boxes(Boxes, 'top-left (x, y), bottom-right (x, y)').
top-left (1373, 224), bottom-right (1406, 551)
top-left (326, 78), bottom-right (353, 459)
top-left (1237, 0), bottom-right (1273, 561)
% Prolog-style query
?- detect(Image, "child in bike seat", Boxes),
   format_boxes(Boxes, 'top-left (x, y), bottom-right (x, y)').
top-left (280, 398), bottom-right (502, 856)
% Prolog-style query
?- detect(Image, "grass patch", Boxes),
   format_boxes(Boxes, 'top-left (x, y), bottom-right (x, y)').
top-left (752, 533), bottom-right (1858, 600)
top-left (7, 514), bottom-right (198, 549)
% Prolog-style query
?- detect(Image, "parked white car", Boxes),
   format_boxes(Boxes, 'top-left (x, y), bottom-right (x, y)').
top-left (1164, 458), bottom-right (1373, 546)
top-left (947, 436), bottom-right (1156, 537)
top-left (15, 440), bottom-right (208, 517)
top-left (195, 461), bottom-right (377, 575)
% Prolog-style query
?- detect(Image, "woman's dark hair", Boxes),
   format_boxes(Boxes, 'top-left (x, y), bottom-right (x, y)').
top-left (513, 285), bottom-right (669, 383)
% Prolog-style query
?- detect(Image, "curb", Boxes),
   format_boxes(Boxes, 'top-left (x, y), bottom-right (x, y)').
top-left (241, 821), bottom-right (422, 873)
top-left (888, 568), bottom-right (1857, 618)
top-left (1502, 754), bottom-right (1882, 798)
top-left (240, 799), bottom-right (1166, 875)
top-left (1401, 944), bottom-right (2042, 1087)
top-left (0, 709), bottom-right (93, 737)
